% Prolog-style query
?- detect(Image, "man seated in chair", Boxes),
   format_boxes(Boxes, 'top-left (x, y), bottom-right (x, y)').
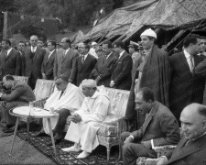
top-left (62, 79), bottom-right (110, 159)
top-left (154, 103), bottom-right (206, 165)
top-left (0, 75), bottom-right (35, 133)
top-left (36, 75), bottom-right (84, 145)
top-left (121, 87), bottom-right (180, 165)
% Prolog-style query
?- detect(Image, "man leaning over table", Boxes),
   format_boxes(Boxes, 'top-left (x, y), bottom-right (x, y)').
top-left (62, 79), bottom-right (110, 159)
top-left (35, 75), bottom-right (84, 145)
top-left (0, 75), bottom-right (35, 133)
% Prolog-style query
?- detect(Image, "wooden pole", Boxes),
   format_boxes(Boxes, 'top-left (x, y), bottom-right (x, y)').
top-left (3, 11), bottom-right (8, 39)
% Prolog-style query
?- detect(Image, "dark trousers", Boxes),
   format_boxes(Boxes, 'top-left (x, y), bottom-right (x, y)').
top-left (53, 108), bottom-right (70, 137)
top-left (121, 132), bottom-right (157, 165)
top-left (0, 101), bottom-right (28, 126)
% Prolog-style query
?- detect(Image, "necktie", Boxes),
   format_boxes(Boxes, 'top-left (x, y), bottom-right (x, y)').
top-left (189, 55), bottom-right (194, 72)
top-left (81, 55), bottom-right (85, 63)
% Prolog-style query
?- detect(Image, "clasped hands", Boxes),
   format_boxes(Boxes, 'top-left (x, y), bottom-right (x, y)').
top-left (124, 136), bottom-right (151, 149)
top-left (71, 113), bottom-right (82, 123)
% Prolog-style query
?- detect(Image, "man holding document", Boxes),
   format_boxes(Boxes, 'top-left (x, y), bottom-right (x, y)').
top-left (36, 75), bottom-right (84, 145)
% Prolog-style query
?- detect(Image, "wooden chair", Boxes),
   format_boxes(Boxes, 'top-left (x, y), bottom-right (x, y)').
top-left (97, 87), bottom-right (130, 161)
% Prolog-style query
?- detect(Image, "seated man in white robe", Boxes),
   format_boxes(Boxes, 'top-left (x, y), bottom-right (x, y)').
top-left (62, 79), bottom-right (110, 159)
top-left (35, 75), bottom-right (84, 145)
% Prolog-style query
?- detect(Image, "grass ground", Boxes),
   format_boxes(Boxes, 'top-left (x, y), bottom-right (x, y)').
top-left (0, 126), bottom-right (56, 164)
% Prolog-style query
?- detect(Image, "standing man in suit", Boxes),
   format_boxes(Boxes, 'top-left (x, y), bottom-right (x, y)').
top-left (156, 103), bottom-right (206, 165)
top-left (17, 41), bottom-right (26, 76)
top-left (53, 43), bottom-right (64, 79)
top-left (54, 37), bottom-right (78, 82)
top-left (169, 35), bottom-right (205, 120)
top-left (41, 40), bottom-right (56, 80)
top-left (110, 41), bottom-right (133, 90)
top-left (0, 39), bottom-right (21, 80)
top-left (121, 87), bottom-right (180, 165)
top-left (74, 43), bottom-right (97, 86)
top-left (24, 35), bottom-right (46, 89)
top-left (90, 41), bottom-right (117, 87)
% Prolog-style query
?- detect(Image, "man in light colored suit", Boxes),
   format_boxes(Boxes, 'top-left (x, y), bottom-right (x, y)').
top-left (41, 40), bottom-right (56, 80)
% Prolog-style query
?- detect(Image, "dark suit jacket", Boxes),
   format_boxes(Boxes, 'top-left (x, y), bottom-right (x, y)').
top-left (169, 52), bottom-right (205, 119)
top-left (19, 50), bottom-right (26, 76)
top-left (111, 51), bottom-right (133, 90)
top-left (1, 81), bottom-right (35, 102)
top-left (74, 54), bottom-right (97, 86)
top-left (166, 134), bottom-right (206, 165)
top-left (24, 47), bottom-right (45, 79)
top-left (0, 48), bottom-right (21, 78)
top-left (131, 101), bottom-right (180, 146)
top-left (41, 50), bottom-right (56, 80)
top-left (58, 48), bottom-right (78, 82)
top-left (90, 52), bottom-right (117, 87)
top-left (53, 48), bottom-right (64, 79)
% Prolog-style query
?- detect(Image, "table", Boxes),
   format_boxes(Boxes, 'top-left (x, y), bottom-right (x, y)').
top-left (9, 106), bottom-right (58, 157)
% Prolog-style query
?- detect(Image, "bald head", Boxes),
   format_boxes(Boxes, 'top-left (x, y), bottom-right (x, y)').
top-left (180, 103), bottom-right (206, 140)
top-left (30, 35), bottom-right (38, 47)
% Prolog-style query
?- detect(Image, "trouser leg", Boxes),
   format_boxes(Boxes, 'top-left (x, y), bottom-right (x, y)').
top-left (53, 108), bottom-right (70, 137)
top-left (123, 143), bottom-right (157, 165)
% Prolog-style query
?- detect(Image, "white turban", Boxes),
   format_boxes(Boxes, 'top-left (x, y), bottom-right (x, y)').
top-left (140, 28), bottom-right (157, 39)
top-left (81, 79), bottom-right (97, 88)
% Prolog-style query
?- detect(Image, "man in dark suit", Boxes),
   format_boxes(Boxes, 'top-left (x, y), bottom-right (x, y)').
top-left (90, 41), bottom-right (117, 87)
top-left (0, 39), bottom-right (21, 80)
top-left (74, 43), bottom-right (97, 86)
top-left (0, 75), bottom-right (35, 133)
top-left (17, 41), bottom-right (26, 76)
top-left (55, 37), bottom-right (78, 82)
top-left (110, 41), bottom-right (133, 90)
top-left (24, 35), bottom-right (46, 89)
top-left (155, 103), bottom-right (206, 165)
top-left (41, 40), bottom-right (56, 80)
top-left (169, 35), bottom-right (205, 120)
top-left (121, 87), bottom-right (180, 165)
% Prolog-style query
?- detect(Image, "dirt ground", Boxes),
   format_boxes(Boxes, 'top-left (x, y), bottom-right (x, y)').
top-left (0, 126), bottom-right (56, 164)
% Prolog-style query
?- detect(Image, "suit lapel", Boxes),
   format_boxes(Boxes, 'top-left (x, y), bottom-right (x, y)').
top-left (142, 103), bottom-right (158, 135)
top-left (5, 48), bottom-right (13, 61)
top-left (180, 53), bottom-right (193, 75)
top-left (168, 135), bottom-right (206, 164)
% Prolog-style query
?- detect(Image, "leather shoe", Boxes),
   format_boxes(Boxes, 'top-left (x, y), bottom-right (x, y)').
top-left (32, 131), bottom-right (46, 137)
top-left (47, 138), bottom-right (62, 146)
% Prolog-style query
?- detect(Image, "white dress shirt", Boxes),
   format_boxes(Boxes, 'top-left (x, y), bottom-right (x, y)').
top-left (184, 49), bottom-right (194, 72)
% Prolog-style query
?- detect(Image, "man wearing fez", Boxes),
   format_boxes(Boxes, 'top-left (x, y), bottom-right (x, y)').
top-left (125, 28), bottom-right (170, 128)
top-left (62, 79), bottom-right (110, 159)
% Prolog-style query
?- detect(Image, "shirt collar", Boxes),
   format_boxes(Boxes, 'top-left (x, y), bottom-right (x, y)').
top-left (183, 49), bottom-right (192, 59)
top-left (7, 48), bottom-right (12, 55)
top-left (65, 48), bottom-right (70, 54)
top-left (31, 46), bottom-right (37, 52)
top-left (119, 50), bottom-right (125, 59)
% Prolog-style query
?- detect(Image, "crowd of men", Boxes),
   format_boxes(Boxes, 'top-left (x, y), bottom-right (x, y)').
top-left (0, 29), bottom-right (206, 163)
